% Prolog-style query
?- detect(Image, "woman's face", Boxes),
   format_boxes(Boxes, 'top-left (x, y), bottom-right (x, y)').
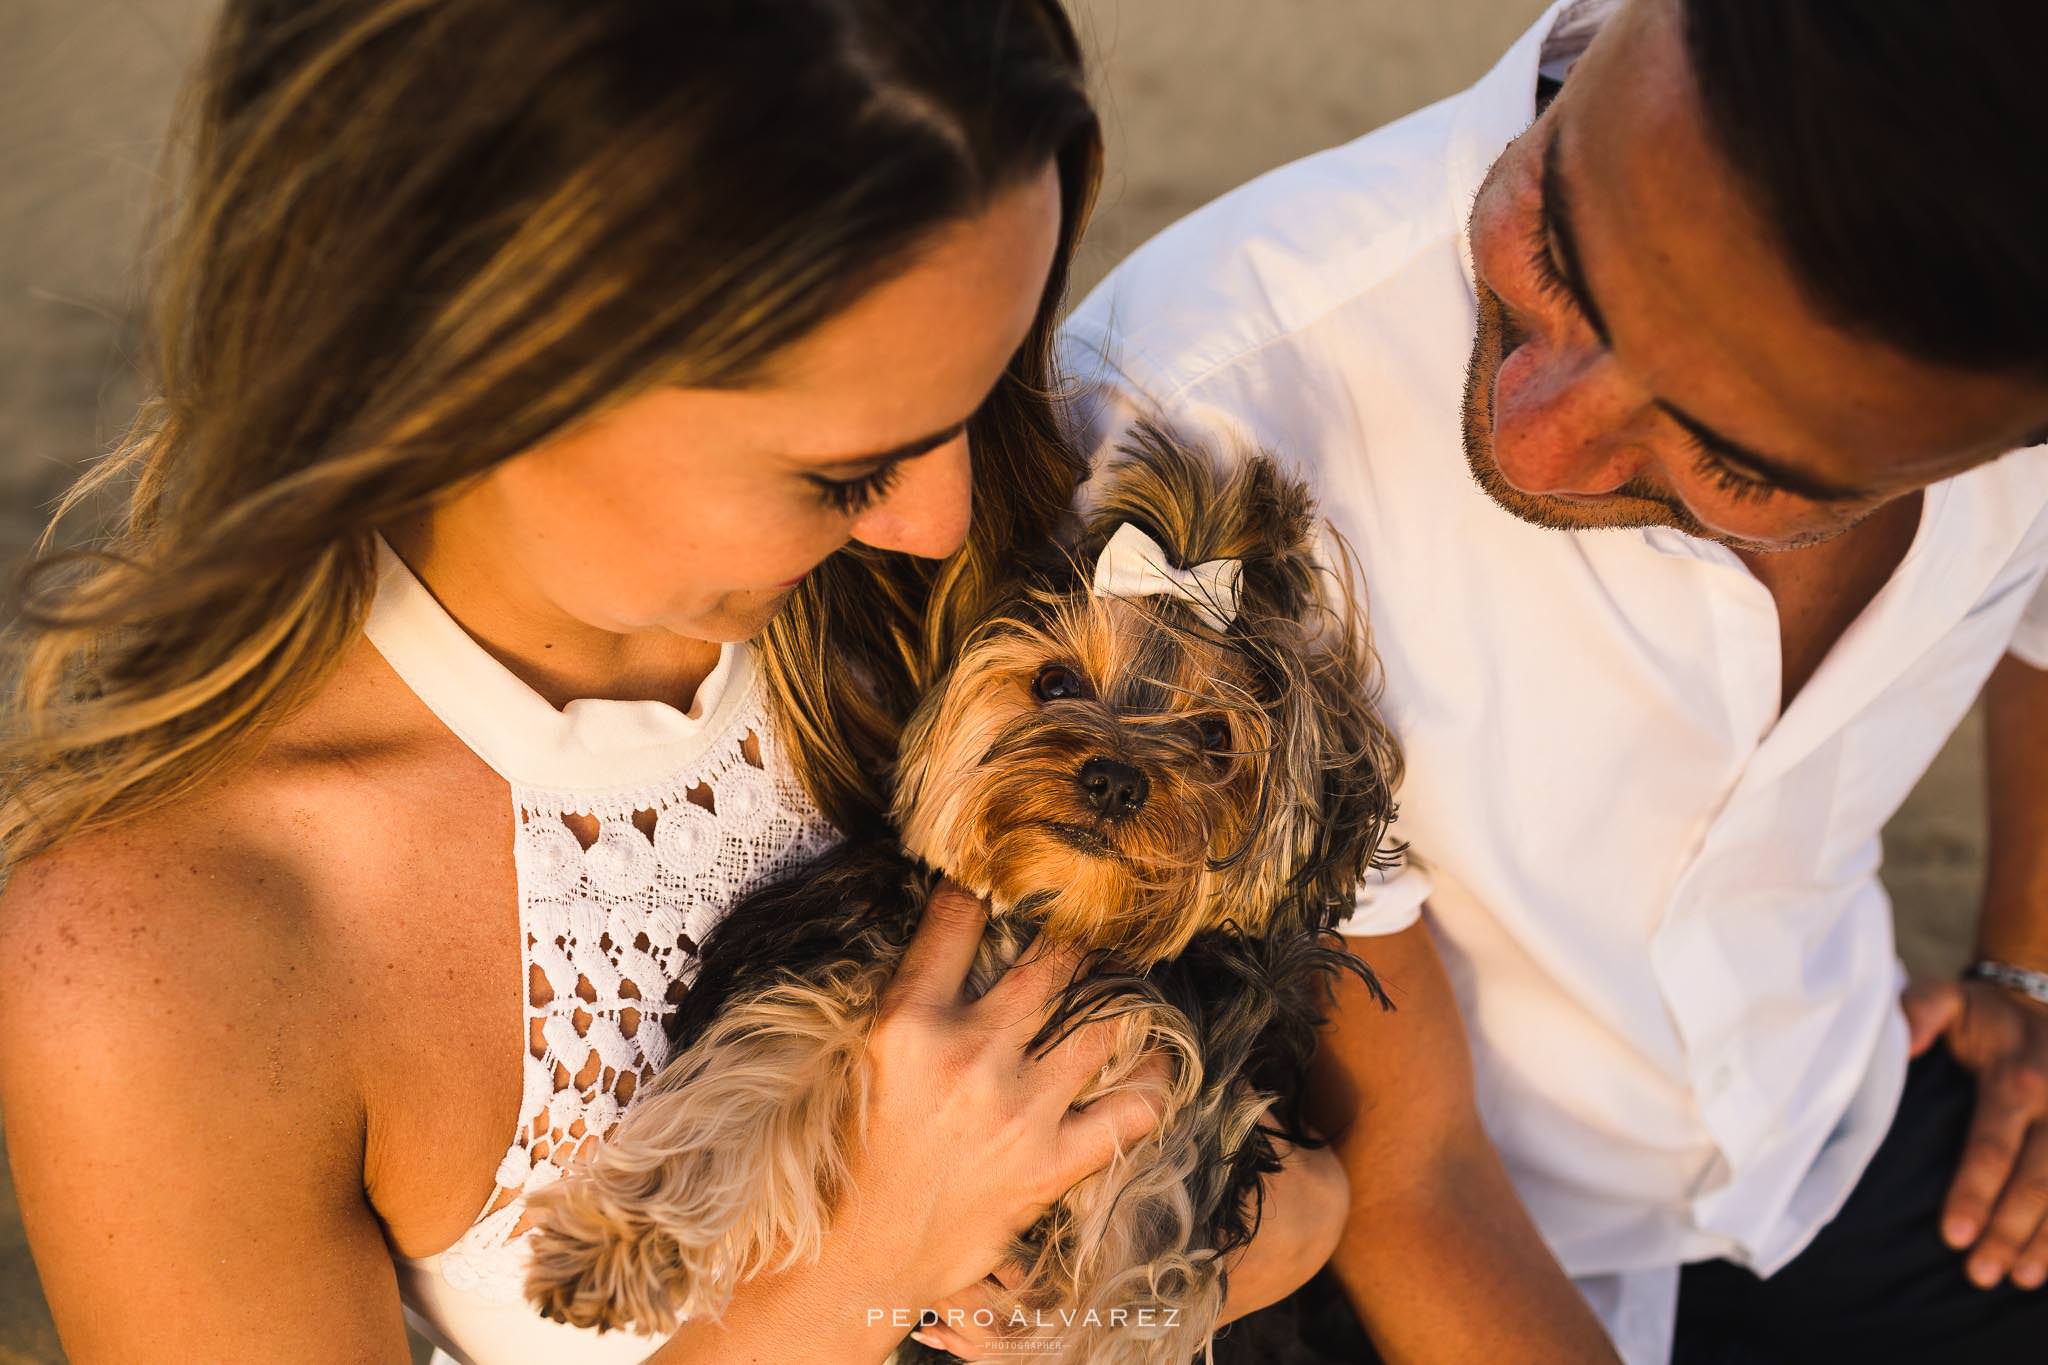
top-left (451, 164), bottom-right (1063, 644)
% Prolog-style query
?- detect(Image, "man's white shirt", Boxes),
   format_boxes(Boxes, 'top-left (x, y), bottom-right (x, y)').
top-left (1060, 2), bottom-right (2048, 1360)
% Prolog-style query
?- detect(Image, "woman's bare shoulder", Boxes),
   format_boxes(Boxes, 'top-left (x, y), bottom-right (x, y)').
top-left (0, 635), bottom-right (481, 1088)
top-left (0, 638), bottom-right (474, 1357)
top-left (0, 792), bottom-right (362, 1167)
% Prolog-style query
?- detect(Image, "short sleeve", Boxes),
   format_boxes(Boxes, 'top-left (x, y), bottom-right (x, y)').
top-left (2010, 573), bottom-right (2048, 670)
top-left (1333, 855), bottom-right (1431, 937)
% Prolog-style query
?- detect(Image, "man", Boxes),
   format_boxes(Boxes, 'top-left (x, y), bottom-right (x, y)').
top-left (1062, 1), bottom-right (2048, 1361)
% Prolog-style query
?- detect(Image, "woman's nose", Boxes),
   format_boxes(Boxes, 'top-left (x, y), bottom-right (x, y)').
top-left (1490, 340), bottom-right (1651, 497)
top-left (848, 433), bottom-right (974, 560)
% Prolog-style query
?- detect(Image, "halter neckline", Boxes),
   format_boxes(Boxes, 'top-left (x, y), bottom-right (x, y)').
top-left (362, 534), bottom-right (754, 795)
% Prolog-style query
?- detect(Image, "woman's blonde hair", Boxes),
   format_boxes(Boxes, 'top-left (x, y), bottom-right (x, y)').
top-left (1, 0), bottom-right (1102, 867)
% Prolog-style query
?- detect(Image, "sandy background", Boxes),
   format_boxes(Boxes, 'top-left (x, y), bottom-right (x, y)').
top-left (0, 1), bottom-right (1986, 1358)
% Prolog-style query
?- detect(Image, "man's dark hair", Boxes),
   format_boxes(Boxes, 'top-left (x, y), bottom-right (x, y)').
top-left (1682, 1), bottom-right (2047, 375)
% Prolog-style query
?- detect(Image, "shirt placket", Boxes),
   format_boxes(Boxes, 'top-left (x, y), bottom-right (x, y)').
top-left (1650, 487), bottom-right (1966, 1244)
top-left (1641, 533), bottom-right (1784, 1184)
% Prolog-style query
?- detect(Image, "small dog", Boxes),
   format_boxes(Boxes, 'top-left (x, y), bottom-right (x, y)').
top-left (523, 426), bottom-right (1402, 1363)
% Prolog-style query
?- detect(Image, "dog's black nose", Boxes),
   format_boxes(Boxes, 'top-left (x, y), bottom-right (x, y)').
top-left (1076, 757), bottom-right (1148, 820)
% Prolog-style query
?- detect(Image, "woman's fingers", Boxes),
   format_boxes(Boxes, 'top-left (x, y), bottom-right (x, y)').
top-left (916, 1263), bottom-right (1037, 1360)
top-left (1031, 1003), bottom-right (1122, 1078)
top-left (873, 884), bottom-right (1177, 1298)
top-left (977, 929), bottom-right (1086, 1029)
top-left (915, 1282), bottom-right (994, 1359)
top-left (1048, 1061), bottom-right (1171, 1194)
top-left (886, 882), bottom-right (990, 1011)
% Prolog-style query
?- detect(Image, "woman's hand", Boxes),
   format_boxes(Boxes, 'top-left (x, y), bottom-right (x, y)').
top-left (652, 883), bottom-right (1168, 1363)
top-left (830, 882), bottom-right (1170, 1304)
top-left (910, 1131), bottom-right (1350, 1359)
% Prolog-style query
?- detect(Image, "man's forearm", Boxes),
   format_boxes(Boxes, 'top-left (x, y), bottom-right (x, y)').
top-left (1310, 923), bottom-right (1618, 1365)
top-left (1327, 1125), bottom-right (1618, 1365)
top-left (1901, 649), bottom-right (2048, 1293)
top-left (1979, 652), bottom-right (2048, 968)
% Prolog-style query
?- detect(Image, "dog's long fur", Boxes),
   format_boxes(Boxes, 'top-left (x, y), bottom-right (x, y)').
top-left (522, 428), bottom-right (1402, 1363)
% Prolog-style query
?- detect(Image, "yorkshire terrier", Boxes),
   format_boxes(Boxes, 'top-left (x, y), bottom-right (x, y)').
top-left (522, 425), bottom-right (1403, 1363)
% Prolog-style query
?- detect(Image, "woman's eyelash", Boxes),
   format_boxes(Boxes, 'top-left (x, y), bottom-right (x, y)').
top-left (809, 461), bottom-right (903, 515)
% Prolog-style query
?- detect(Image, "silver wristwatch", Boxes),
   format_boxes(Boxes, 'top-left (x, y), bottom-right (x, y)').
top-left (1966, 959), bottom-right (2048, 1008)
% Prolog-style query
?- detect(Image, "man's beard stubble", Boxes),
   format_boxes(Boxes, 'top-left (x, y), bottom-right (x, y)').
top-left (1459, 276), bottom-right (1714, 539)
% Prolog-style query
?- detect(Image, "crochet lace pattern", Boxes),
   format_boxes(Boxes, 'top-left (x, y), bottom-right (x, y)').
top-left (434, 673), bottom-right (837, 1303)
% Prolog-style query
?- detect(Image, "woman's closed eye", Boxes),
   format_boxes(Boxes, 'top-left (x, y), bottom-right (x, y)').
top-left (807, 459), bottom-right (905, 515)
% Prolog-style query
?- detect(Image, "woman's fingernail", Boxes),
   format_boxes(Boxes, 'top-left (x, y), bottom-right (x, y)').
top-left (1944, 1216), bottom-right (1979, 1247)
top-left (910, 1330), bottom-right (940, 1347)
top-left (2015, 1260), bottom-right (2046, 1290)
top-left (1968, 1255), bottom-right (2003, 1288)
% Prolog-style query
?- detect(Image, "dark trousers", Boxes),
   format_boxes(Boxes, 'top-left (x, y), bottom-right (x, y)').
top-left (1218, 1045), bottom-right (2048, 1364)
top-left (1672, 1045), bottom-right (2048, 1363)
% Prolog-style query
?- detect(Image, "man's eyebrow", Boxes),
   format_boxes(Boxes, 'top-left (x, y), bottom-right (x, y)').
top-left (1539, 124), bottom-right (1611, 348)
top-left (1542, 124), bottom-right (1872, 505)
top-left (1657, 402), bottom-right (1874, 502)
top-left (804, 419), bottom-right (968, 473)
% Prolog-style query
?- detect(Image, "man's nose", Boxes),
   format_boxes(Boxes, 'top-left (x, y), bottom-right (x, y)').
top-left (1490, 343), bottom-right (1651, 497)
top-left (847, 434), bottom-right (973, 561)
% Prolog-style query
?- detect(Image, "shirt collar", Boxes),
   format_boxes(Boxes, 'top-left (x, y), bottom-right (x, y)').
top-left (1449, 0), bottom-right (1620, 291)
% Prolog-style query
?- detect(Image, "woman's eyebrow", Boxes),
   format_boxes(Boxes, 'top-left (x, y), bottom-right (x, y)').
top-left (804, 419), bottom-right (969, 473)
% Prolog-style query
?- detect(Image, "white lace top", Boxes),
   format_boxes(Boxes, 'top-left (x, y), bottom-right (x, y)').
top-left (364, 537), bottom-right (839, 1365)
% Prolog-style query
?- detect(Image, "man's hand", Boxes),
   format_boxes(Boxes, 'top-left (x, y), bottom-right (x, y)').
top-left (909, 1132), bottom-right (1350, 1359)
top-left (1903, 976), bottom-right (2048, 1290)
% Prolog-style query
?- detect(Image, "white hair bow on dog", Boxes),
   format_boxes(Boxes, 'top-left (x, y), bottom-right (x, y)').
top-left (1089, 522), bottom-right (1242, 631)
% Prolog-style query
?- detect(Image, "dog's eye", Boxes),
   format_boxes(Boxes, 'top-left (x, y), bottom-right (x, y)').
top-left (1032, 664), bottom-right (1089, 702)
top-left (1197, 717), bottom-right (1231, 751)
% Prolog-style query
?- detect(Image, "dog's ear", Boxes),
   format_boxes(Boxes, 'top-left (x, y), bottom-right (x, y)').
top-left (1209, 451), bottom-right (1325, 632)
top-left (1263, 561), bottom-right (1406, 932)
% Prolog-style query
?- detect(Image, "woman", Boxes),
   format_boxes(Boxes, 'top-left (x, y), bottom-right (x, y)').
top-left (0, 2), bottom-right (1349, 1362)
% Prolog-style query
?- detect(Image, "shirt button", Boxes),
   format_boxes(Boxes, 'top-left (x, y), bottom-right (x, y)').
top-left (1705, 1062), bottom-right (1736, 1097)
